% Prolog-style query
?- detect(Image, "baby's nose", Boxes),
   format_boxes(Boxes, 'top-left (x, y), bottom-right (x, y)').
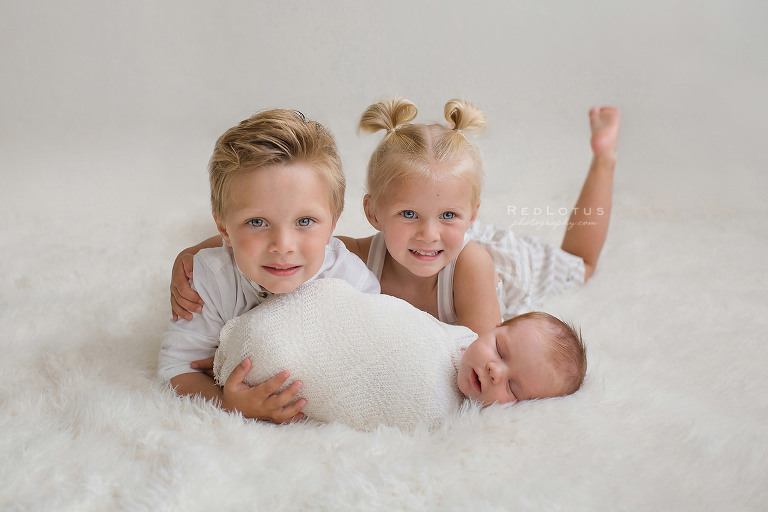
top-left (486, 361), bottom-right (501, 381)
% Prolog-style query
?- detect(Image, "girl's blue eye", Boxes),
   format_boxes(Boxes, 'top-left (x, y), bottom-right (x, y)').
top-left (440, 212), bottom-right (456, 220)
top-left (297, 218), bottom-right (314, 227)
top-left (248, 218), bottom-right (265, 227)
top-left (401, 210), bottom-right (416, 219)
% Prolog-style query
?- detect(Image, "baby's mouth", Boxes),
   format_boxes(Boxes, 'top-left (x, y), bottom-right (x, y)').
top-left (472, 369), bottom-right (482, 393)
top-left (410, 249), bottom-right (442, 256)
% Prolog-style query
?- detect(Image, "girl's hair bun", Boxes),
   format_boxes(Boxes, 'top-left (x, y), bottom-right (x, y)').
top-left (359, 98), bottom-right (418, 134)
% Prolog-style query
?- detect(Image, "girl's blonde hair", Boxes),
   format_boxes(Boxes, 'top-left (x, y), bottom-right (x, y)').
top-left (209, 109), bottom-right (344, 220)
top-left (359, 98), bottom-right (486, 205)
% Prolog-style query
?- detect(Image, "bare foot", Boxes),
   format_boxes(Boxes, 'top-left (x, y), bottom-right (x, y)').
top-left (589, 106), bottom-right (621, 159)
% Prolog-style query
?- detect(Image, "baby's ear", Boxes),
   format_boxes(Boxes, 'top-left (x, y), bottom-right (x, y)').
top-left (363, 195), bottom-right (381, 230)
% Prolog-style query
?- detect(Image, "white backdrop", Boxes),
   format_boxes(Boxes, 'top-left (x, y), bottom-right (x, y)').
top-left (1, 1), bottom-right (767, 510)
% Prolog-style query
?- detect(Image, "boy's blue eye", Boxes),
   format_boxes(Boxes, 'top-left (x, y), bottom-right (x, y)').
top-left (297, 217), bottom-right (314, 227)
top-left (248, 218), bottom-right (265, 227)
top-left (401, 210), bottom-right (416, 219)
top-left (440, 212), bottom-right (456, 220)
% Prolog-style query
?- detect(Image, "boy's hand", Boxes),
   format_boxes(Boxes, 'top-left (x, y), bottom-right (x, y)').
top-left (190, 356), bottom-right (216, 378)
top-left (171, 251), bottom-right (204, 321)
top-left (221, 358), bottom-right (307, 424)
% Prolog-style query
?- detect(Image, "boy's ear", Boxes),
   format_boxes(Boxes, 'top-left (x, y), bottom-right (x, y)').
top-left (213, 213), bottom-right (233, 247)
top-left (328, 217), bottom-right (339, 243)
top-left (363, 194), bottom-right (381, 230)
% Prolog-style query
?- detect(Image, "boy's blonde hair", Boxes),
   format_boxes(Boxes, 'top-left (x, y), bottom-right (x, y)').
top-left (359, 98), bottom-right (486, 205)
top-left (502, 312), bottom-right (588, 396)
top-left (209, 109), bottom-right (344, 220)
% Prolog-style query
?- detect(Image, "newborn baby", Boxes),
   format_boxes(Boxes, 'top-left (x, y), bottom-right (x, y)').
top-left (214, 279), bottom-right (586, 431)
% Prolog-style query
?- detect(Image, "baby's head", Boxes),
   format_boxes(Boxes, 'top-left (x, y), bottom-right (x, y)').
top-left (457, 312), bottom-right (587, 405)
top-left (359, 97), bottom-right (486, 207)
top-left (208, 109), bottom-right (345, 293)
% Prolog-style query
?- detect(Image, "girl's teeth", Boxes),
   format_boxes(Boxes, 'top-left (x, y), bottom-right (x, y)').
top-left (413, 250), bottom-right (439, 256)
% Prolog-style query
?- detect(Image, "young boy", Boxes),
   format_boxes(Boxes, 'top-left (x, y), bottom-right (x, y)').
top-left (213, 278), bottom-right (585, 431)
top-left (157, 109), bottom-right (380, 423)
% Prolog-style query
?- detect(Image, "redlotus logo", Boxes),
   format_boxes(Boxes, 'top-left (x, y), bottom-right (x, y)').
top-left (506, 205), bottom-right (604, 231)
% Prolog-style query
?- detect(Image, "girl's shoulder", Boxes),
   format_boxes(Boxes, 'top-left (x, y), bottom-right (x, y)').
top-left (452, 241), bottom-right (502, 334)
top-left (335, 235), bottom-right (374, 264)
top-left (454, 240), bottom-right (494, 271)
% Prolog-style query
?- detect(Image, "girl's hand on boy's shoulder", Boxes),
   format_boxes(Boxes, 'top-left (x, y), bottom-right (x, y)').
top-left (221, 358), bottom-right (307, 424)
top-left (171, 251), bottom-right (203, 321)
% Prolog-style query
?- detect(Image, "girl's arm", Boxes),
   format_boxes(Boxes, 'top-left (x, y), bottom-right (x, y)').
top-left (170, 235), bottom-right (222, 320)
top-left (336, 235), bottom-right (373, 264)
top-left (453, 241), bottom-right (503, 335)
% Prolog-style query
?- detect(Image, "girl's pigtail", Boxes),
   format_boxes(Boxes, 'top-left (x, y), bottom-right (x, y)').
top-left (360, 98), bottom-right (418, 136)
top-left (444, 99), bottom-right (487, 134)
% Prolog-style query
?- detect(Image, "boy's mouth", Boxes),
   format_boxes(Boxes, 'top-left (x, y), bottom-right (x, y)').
top-left (263, 265), bottom-right (301, 276)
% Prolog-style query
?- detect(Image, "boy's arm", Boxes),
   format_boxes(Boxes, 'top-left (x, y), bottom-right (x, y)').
top-left (162, 251), bottom-right (307, 423)
top-left (453, 242), bottom-right (503, 335)
top-left (170, 361), bottom-right (307, 423)
top-left (171, 235), bottom-right (222, 320)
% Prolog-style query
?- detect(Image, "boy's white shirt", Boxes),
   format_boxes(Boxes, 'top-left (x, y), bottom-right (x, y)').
top-left (157, 237), bottom-right (380, 382)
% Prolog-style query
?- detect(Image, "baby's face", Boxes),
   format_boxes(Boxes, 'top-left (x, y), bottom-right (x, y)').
top-left (457, 319), bottom-right (565, 405)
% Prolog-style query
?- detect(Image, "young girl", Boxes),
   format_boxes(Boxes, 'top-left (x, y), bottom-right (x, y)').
top-left (171, 98), bottom-right (620, 338)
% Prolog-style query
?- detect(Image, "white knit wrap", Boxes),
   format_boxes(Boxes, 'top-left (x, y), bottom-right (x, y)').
top-left (214, 278), bottom-right (477, 431)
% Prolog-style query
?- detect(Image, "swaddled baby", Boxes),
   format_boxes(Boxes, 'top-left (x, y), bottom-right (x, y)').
top-left (214, 279), bottom-right (588, 431)
top-left (214, 278), bottom-right (476, 431)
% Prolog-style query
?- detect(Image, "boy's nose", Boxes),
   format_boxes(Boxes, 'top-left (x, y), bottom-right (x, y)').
top-left (268, 228), bottom-right (295, 253)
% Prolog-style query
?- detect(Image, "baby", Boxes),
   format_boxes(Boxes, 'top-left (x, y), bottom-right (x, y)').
top-left (214, 279), bottom-right (586, 431)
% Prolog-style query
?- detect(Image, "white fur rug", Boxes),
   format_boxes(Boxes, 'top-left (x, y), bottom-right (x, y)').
top-left (2, 2), bottom-right (767, 511)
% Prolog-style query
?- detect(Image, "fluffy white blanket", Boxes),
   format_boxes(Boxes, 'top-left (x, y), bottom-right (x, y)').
top-left (214, 279), bottom-right (477, 431)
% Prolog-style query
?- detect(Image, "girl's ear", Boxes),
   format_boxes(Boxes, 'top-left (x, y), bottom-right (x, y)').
top-left (470, 201), bottom-right (480, 223)
top-left (213, 213), bottom-right (233, 247)
top-left (363, 194), bottom-right (382, 230)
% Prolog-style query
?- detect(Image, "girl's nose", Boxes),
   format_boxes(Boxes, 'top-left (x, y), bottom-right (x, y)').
top-left (416, 220), bottom-right (440, 242)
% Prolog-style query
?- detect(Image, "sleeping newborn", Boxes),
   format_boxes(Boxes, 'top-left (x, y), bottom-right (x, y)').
top-left (214, 278), bottom-right (588, 431)
top-left (214, 278), bottom-right (477, 431)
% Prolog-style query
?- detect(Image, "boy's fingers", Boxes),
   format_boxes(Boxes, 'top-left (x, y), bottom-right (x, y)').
top-left (269, 380), bottom-right (304, 408)
top-left (225, 358), bottom-right (252, 389)
top-left (289, 412), bottom-right (307, 423)
top-left (190, 356), bottom-right (215, 370)
top-left (276, 400), bottom-right (307, 424)
top-left (259, 370), bottom-right (292, 396)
